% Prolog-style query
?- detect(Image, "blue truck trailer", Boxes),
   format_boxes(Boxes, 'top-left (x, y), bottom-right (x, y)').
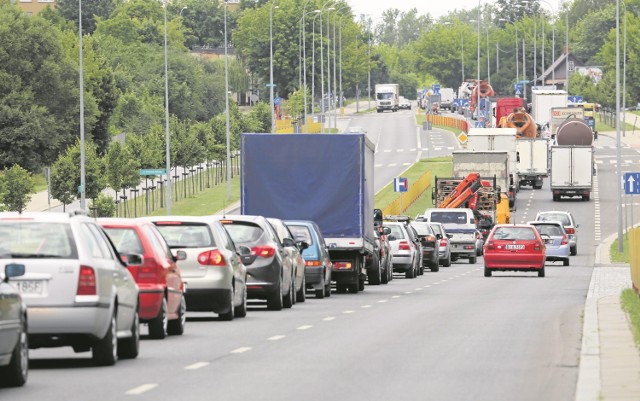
top-left (240, 133), bottom-right (376, 293)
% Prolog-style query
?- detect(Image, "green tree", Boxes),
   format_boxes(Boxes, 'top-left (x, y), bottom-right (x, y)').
top-left (54, 0), bottom-right (122, 35)
top-left (0, 165), bottom-right (35, 213)
top-left (90, 193), bottom-right (116, 217)
top-left (50, 153), bottom-right (77, 209)
top-left (105, 140), bottom-right (141, 198)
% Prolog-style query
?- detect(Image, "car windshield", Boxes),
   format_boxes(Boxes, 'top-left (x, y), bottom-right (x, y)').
top-left (537, 213), bottom-right (572, 226)
top-left (492, 227), bottom-right (537, 241)
top-left (103, 228), bottom-right (144, 254)
top-left (532, 224), bottom-right (563, 237)
top-left (384, 224), bottom-right (405, 239)
top-left (430, 212), bottom-right (468, 224)
top-left (286, 225), bottom-right (313, 245)
top-left (0, 222), bottom-right (77, 259)
top-left (376, 92), bottom-right (393, 100)
top-left (153, 222), bottom-right (215, 248)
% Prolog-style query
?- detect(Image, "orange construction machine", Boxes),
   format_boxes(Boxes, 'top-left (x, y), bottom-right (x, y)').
top-left (499, 108), bottom-right (537, 138)
top-left (469, 80), bottom-right (495, 113)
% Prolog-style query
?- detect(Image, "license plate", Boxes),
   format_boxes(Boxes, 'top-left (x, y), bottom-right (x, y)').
top-left (505, 244), bottom-right (525, 250)
top-left (14, 280), bottom-right (44, 294)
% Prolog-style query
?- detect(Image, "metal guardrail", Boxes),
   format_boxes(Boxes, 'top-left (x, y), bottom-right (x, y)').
top-left (382, 171), bottom-right (432, 216)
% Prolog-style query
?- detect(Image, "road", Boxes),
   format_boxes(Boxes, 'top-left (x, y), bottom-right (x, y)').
top-left (3, 112), bottom-right (638, 401)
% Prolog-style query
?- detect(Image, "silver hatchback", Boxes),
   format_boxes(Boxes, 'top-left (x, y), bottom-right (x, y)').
top-left (0, 212), bottom-right (140, 366)
top-left (383, 222), bottom-right (420, 279)
top-left (534, 211), bottom-right (579, 255)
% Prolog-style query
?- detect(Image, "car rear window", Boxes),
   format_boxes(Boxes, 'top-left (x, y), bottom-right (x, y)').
top-left (220, 221), bottom-right (265, 246)
top-left (0, 222), bottom-right (78, 259)
top-left (411, 223), bottom-right (432, 236)
top-left (153, 222), bottom-right (215, 248)
top-left (532, 224), bottom-right (563, 237)
top-left (429, 224), bottom-right (443, 236)
top-left (384, 224), bottom-right (405, 239)
top-left (492, 227), bottom-right (537, 241)
top-left (430, 212), bottom-right (469, 224)
top-left (537, 213), bottom-right (571, 226)
top-left (103, 228), bottom-right (144, 255)
top-left (286, 225), bottom-right (314, 245)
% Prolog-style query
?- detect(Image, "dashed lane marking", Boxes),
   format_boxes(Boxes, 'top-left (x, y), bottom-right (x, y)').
top-left (378, 300), bottom-right (388, 303)
top-left (184, 362), bottom-right (210, 371)
top-left (268, 335), bottom-right (286, 341)
top-left (392, 295), bottom-right (401, 299)
top-left (361, 305), bottom-right (372, 308)
top-left (230, 347), bottom-right (252, 354)
top-left (297, 325), bottom-right (312, 331)
top-left (323, 316), bottom-right (336, 321)
top-left (126, 384), bottom-right (158, 395)
top-left (404, 291), bottom-right (413, 294)
top-left (343, 310), bottom-right (355, 314)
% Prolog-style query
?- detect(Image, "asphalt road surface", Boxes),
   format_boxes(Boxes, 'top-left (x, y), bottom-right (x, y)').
top-left (3, 113), bottom-right (634, 401)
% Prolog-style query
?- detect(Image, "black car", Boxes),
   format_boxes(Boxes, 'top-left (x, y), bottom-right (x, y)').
top-left (410, 221), bottom-right (440, 272)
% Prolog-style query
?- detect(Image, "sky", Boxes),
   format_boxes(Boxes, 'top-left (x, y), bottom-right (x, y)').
top-left (346, 0), bottom-right (481, 21)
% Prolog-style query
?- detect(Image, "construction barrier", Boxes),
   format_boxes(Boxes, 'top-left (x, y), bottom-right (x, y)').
top-left (275, 118), bottom-right (323, 134)
top-left (382, 171), bottom-right (432, 216)
top-left (630, 227), bottom-right (640, 294)
top-left (426, 114), bottom-right (469, 133)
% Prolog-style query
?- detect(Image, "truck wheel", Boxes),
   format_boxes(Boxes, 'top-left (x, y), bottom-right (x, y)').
top-left (469, 256), bottom-right (477, 264)
top-left (358, 278), bottom-right (365, 292)
top-left (582, 193), bottom-right (590, 201)
top-left (552, 194), bottom-right (560, 202)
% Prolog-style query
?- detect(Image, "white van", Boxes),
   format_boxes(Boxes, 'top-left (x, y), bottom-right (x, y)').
top-left (421, 208), bottom-right (478, 264)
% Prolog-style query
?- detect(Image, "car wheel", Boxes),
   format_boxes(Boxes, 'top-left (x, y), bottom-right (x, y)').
top-left (324, 274), bottom-right (332, 297)
top-left (0, 317), bottom-right (28, 387)
top-left (336, 284), bottom-right (348, 294)
top-left (538, 267), bottom-right (546, 277)
top-left (405, 267), bottom-right (415, 279)
top-left (148, 297), bottom-right (168, 338)
top-left (266, 279), bottom-right (283, 311)
top-left (296, 274), bottom-right (306, 303)
top-left (168, 294), bottom-right (187, 334)
top-left (484, 266), bottom-right (492, 277)
top-left (118, 309), bottom-right (140, 359)
top-left (469, 256), bottom-right (477, 264)
top-left (443, 255), bottom-right (451, 267)
top-left (93, 312), bottom-right (118, 366)
top-left (368, 257), bottom-right (381, 285)
top-left (283, 278), bottom-right (294, 308)
top-left (431, 263), bottom-right (440, 272)
top-left (234, 283), bottom-right (248, 318)
top-left (570, 245), bottom-right (577, 256)
top-left (553, 194), bottom-right (560, 201)
top-left (380, 264), bottom-right (389, 284)
top-left (315, 275), bottom-right (326, 299)
top-left (563, 258), bottom-right (570, 267)
top-left (220, 286), bottom-right (236, 320)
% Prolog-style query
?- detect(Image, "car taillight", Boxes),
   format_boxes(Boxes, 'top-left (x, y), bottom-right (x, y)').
top-left (305, 260), bottom-right (322, 267)
top-left (333, 261), bottom-right (352, 270)
top-left (439, 239), bottom-right (447, 246)
top-left (77, 265), bottom-right (97, 296)
top-left (486, 241), bottom-right (495, 250)
top-left (399, 241), bottom-right (411, 250)
top-left (565, 228), bottom-right (575, 235)
top-left (197, 249), bottom-right (226, 266)
top-left (425, 235), bottom-right (436, 242)
top-left (251, 246), bottom-right (276, 258)
top-left (534, 241), bottom-right (543, 251)
top-left (561, 235), bottom-right (568, 245)
top-left (138, 258), bottom-right (161, 281)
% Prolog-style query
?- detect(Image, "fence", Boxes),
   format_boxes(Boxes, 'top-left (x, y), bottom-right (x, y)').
top-left (630, 227), bottom-right (640, 294)
top-left (382, 171), bottom-right (432, 216)
top-left (426, 114), bottom-right (469, 133)
top-left (275, 117), bottom-right (322, 134)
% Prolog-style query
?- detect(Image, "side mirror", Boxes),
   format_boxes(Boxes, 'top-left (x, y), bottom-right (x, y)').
top-left (383, 227), bottom-right (391, 235)
top-left (387, 234), bottom-right (397, 241)
top-left (174, 250), bottom-right (187, 261)
top-left (297, 241), bottom-right (309, 251)
top-left (283, 237), bottom-right (297, 248)
top-left (4, 263), bottom-right (25, 282)
top-left (124, 254), bottom-right (143, 266)
top-left (446, 234), bottom-right (453, 239)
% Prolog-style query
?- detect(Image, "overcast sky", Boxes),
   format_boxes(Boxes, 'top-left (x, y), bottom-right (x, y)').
top-left (347, 0), bottom-right (481, 21)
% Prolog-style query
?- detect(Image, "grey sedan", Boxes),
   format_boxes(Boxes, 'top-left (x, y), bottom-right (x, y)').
top-left (0, 263), bottom-right (28, 387)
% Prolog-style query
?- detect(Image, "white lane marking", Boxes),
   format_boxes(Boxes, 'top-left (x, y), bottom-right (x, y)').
top-left (378, 299), bottom-right (388, 303)
top-left (424, 285), bottom-right (431, 288)
top-left (126, 384), bottom-right (158, 395)
top-left (403, 163), bottom-right (411, 166)
top-left (343, 310), bottom-right (355, 314)
top-left (416, 126), bottom-right (422, 162)
top-left (404, 291), bottom-right (413, 294)
top-left (297, 325), bottom-right (312, 331)
top-left (392, 295), bottom-right (401, 298)
top-left (268, 335), bottom-right (286, 341)
top-left (375, 130), bottom-right (382, 153)
top-left (230, 347), bottom-right (252, 354)
top-left (397, 149), bottom-right (404, 152)
top-left (384, 149), bottom-right (392, 153)
top-left (361, 305), bottom-right (372, 308)
top-left (323, 316), bottom-right (336, 321)
top-left (375, 164), bottom-right (384, 167)
top-left (415, 288), bottom-right (423, 291)
top-left (184, 362), bottom-right (210, 371)
top-left (388, 163), bottom-right (398, 167)
top-left (410, 148), bottom-right (417, 151)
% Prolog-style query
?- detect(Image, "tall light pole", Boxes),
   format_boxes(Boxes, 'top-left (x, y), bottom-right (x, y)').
top-left (476, 0), bottom-right (481, 124)
top-left (622, 0), bottom-right (627, 137)
top-left (269, 2), bottom-right (279, 134)
top-left (616, 0), bottom-right (623, 251)
top-left (338, 14), bottom-right (348, 114)
top-left (312, 11), bottom-right (321, 121)
top-left (486, 28), bottom-right (490, 85)
top-left (332, 7), bottom-right (348, 130)
top-left (162, 0), bottom-right (172, 214)
top-left (224, 0), bottom-right (231, 200)
top-left (301, 8), bottom-right (318, 132)
top-left (78, 0), bottom-right (86, 211)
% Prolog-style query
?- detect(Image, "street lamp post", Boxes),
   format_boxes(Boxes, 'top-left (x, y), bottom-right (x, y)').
top-left (312, 11), bottom-right (321, 120)
top-left (78, 0), bottom-right (86, 211)
top-left (332, 7), bottom-right (348, 130)
top-left (162, 0), bottom-right (172, 214)
top-left (269, 2), bottom-right (279, 134)
top-left (476, 1), bottom-right (481, 124)
top-left (616, 0), bottom-right (623, 251)
top-left (224, 0), bottom-right (231, 200)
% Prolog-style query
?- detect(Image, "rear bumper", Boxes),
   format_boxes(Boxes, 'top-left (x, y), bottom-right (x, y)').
top-left (27, 304), bottom-right (111, 342)
top-left (304, 265), bottom-right (324, 285)
top-left (449, 242), bottom-right (476, 257)
top-left (184, 288), bottom-right (233, 313)
top-left (484, 253), bottom-right (545, 269)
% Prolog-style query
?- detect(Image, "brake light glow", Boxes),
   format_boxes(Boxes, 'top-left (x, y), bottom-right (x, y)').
top-left (561, 235), bottom-right (568, 245)
top-left (565, 228), bottom-right (575, 235)
top-left (197, 249), bottom-right (226, 266)
top-left (439, 239), bottom-right (447, 246)
top-left (154, 221), bottom-right (184, 225)
top-left (305, 260), bottom-right (322, 267)
top-left (252, 246), bottom-right (276, 258)
top-left (333, 262), bottom-right (352, 270)
top-left (486, 241), bottom-right (495, 250)
top-left (77, 265), bottom-right (97, 295)
top-left (399, 241), bottom-right (411, 250)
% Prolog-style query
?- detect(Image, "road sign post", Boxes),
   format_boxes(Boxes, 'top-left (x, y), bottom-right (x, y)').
top-left (394, 177), bottom-right (408, 213)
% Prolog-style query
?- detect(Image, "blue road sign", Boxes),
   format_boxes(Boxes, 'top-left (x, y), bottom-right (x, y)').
top-left (274, 96), bottom-right (281, 105)
top-left (394, 177), bottom-right (408, 193)
top-left (568, 95), bottom-right (584, 103)
top-left (432, 84), bottom-right (441, 94)
top-left (514, 83), bottom-right (524, 94)
top-left (453, 98), bottom-right (469, 108)
top-left (140, 169), bottom-right (167, 176)
top-left (624, 172), bottom-right (640, 195)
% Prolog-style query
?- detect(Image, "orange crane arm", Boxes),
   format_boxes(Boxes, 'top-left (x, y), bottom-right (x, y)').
top-left (438, 173), bottom-right (480, 208)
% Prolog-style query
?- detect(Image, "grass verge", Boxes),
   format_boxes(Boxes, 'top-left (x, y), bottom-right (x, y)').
top-left (610, 234), bottom-right (630, 263)
top-left (373, 156), bottom-right (453, 217)
top-left (144, 177), bottom-right (240, 216)
top-left (415, 114), bottom-right (464, 136)
top-left (621, 288), bottom-right (640, 347)
top-left (596, 115), bottom-right (636, 132)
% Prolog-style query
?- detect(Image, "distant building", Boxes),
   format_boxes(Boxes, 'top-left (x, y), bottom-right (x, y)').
top-left (537, 52), bottom-right (601, 90)
top-left (10, 0), bottom-right (56, 15)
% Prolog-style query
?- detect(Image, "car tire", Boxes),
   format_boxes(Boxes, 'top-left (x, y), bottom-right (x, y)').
top-left (380, 264), bottom-right (389, 284)
top-left (148, 297), bottom-right (168, 338)
top-left (283, 278), bottom-right (294, 308)
top-left (484, 266), bottom-right (492, 277)
top-left (0, 318), bottom-right (28, 387)
top-left (443, 255), bottom-right (451, 267)
top-left (570, 245), bottom-right (577, 256)
top-left (118, 309), bottom-right (140, 359)
top-left (336, 284), bottom-right (348, 294)
top-left (431, 263), bottom-right (440, 272)
top-left (315, 275), bottom-right (326, 299)
top-left (296, 275), bottom-right (306, 303)
top-left (469, 256), bottom-right (477, 264)
top-left (234, 284), bottom-right (248, 318)
top-left (405, 267), bottom-right (415, 279)
top-left (267, 279), bottom-right (284, 311)
top-left (538, 267), bottom-right (546, 277)
top-left (553, 194), bottom-right (560, 201)
top-left (563, 258), bottom-right (570, 267)
top-left (219, 286), bottom-right (236, 320)
top-left (93, 312), bottom-right (118, 366)
top-left (324, 274), bottom-right (332, 297)
top-left (368, 258), bottom-right (381, 285)
top-left (168, 294), bottom-right (187, 335)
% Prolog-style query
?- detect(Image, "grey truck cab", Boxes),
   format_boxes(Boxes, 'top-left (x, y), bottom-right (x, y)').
top-left (421, 208), bottom-right (478, 264)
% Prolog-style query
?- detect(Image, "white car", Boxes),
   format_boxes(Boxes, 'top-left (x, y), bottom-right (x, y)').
top-left (399, 97), bottom-right (412, 110)
top-left (344, 126), bottom-right (366, 134)
top-left (383, 222), bottom-right (421, 279)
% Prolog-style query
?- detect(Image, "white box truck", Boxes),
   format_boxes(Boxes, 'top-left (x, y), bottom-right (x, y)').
top-left (439, 88), bottom-right (455, 110)
top-left (516, 138), bottom-right (549, 189)
top-left (532, 90), bottom-right (568, 129)
top-left (375, 84), bottom-right (399, 113)
top-left (549, 146), bottom-right (594, 201)
top-left (465, 128), bottom-right (518, 207)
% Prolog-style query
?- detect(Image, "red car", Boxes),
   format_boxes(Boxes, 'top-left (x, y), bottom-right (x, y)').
top-left (483, 224), bottom-right (546, 278)
top-left (99, 218), bottom-right (186, 338)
